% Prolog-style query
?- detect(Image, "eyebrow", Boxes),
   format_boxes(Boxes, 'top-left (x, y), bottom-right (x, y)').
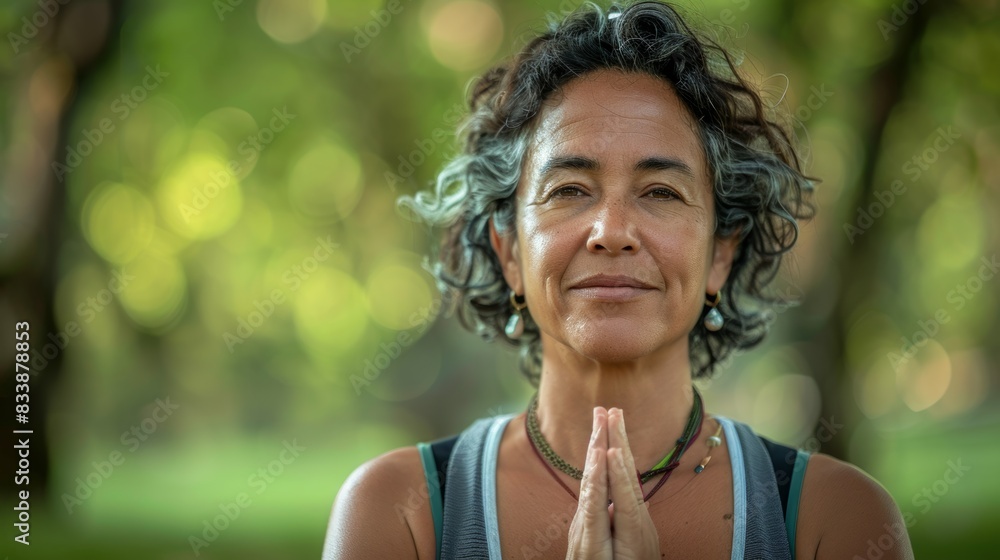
top-left (537, 155), bottom-right (600, 180)
top-left (537, 155), bottom-right (695, 182)
top-left (633, 156), bottom-right (695, 178)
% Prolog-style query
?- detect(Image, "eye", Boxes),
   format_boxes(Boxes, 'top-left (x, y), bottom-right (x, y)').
top-left (646, 187), bottom-right (680, 200)
top-left (550, 185), bottom-right (586, 198)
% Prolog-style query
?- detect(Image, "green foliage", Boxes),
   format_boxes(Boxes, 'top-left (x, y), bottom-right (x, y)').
top-left (0, 0), bottom-right (996, 557)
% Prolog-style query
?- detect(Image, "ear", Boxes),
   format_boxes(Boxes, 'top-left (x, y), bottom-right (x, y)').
top-left (488, 217), bottom-right (523, 295)
top-left (706, 232), bottom-right (739, 296)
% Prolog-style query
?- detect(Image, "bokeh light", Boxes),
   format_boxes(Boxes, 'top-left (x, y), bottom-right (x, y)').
top-left (189, 107), bottom-right (260, 179)
top-left (82, 182), bottom-right (156, 265)
top-left (292, 267), bottom-right (369, 362)
top-left (120, 97), bottom-right (187, 179)
top-left (917, 191), bottom-right (985, 271)
top-left (364, 253), bottom-right (435, 330)
top-left (116, 253), bottom-right (188, 330)
top-left (423, 0), bottom-right (504, 71)
top-left (156, 153), bottom-right (244, 239)
top-left (896, 340), bottom-right (952, 412)
top-left (288, 142), bottom-right (363, 223)
top-left (257, 0), bottom-right (327, 44)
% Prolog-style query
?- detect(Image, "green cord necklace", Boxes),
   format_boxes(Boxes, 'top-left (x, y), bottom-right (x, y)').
top-left (525, 386), bottom-right (703, 485)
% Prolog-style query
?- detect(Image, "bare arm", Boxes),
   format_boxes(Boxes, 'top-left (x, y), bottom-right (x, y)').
top-left (322, 447), bottom-right (427, 560)
top-left (799, 453), bottom-right (915, 560)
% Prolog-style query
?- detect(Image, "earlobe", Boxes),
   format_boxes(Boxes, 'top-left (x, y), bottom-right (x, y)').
top-left (707, 234), bottom-right (739, 295)
top-left (488, 218), bottom-right (523, 294)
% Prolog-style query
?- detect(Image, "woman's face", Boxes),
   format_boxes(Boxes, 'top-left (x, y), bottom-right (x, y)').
top-left (490, 69), bottom-right (737, 363)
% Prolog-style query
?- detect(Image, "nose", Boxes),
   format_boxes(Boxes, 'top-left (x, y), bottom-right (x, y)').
top-left (586, 198), bottom-right (639, 255)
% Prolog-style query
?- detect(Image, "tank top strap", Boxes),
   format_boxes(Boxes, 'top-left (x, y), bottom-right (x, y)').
top-left (716, 415), bottom-right (794, 560)
top-left (437, 413), bottom-right (515, 559)
top-left (715, 415), bottom-right (748, 560)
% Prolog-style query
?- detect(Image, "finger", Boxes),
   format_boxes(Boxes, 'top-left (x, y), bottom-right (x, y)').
top-left (580, 407), bottom-right (609, 512)
top-left (608, 408), bottom-right (662, 558)
top-left (609, 408), bottom-right (645, 501)
top-left (608, 409), bottom-right (647, 522)
top-left (568, 407), bottom-right (611, 556)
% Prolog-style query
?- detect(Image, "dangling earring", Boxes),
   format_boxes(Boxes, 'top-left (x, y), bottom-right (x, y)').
top-left (505, 291), bottom-right (528, 339)
top-left (704, 292), bottom-right (724, 332)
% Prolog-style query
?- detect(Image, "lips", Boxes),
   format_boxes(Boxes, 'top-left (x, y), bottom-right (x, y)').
top-left (571, 274), bottom-right (656, 289)
top-left (569, 274), bottom-right (656, 302)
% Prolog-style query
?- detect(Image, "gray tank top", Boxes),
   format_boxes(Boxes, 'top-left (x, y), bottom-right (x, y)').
top-left (421, 414), bottom-right (809, 559)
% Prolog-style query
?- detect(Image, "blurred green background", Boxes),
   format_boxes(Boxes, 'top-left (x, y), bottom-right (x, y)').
top-left (0, 0), bottom-right (997, 558)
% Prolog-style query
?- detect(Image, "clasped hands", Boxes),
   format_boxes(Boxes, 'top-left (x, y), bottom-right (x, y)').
top-left (565, 407), bottom-right (661, 560)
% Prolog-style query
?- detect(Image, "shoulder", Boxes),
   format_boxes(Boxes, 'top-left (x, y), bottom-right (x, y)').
top-left (322, 446), bottom-right (436, 560)
top-left (795, 452), bottom-right (915, 560)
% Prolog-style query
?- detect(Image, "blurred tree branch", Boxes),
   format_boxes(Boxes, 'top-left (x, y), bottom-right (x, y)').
top-left (793, 0), bottom-right (940, 463)
top-left (1, 0), bottom-right (124, 502)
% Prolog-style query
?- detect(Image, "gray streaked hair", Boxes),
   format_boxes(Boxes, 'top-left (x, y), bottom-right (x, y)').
top-left (398, 0), bottom-right (815, 386)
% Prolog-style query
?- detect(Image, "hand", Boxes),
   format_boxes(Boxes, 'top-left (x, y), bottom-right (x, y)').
top-left (607, 407), bottom-right (661, 560)
top-left (565, 406), bottom-right (612, 559)
top-left (565, 407), bottom-right (661, 560)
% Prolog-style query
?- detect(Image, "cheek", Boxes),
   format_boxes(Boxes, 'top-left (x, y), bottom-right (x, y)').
top-left (521, 225), bottom-right (569, 284)
top-left (518, 212), bottom-right (579, 298)
top-left (651, 216), bottom-right (712, 267)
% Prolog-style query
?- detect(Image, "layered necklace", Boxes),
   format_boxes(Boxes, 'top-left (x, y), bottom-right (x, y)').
top-left (525, 386), bottom-right (721, 503)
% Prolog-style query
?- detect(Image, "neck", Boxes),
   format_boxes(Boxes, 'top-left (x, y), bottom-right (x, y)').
top-left (534, 336), bottom-right (698, 474)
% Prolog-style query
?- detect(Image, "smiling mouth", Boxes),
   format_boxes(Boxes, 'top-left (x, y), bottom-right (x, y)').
top-left (569, 274), bottom-right (657, 301)
top-left (568, 285), bottom-right (655, 302)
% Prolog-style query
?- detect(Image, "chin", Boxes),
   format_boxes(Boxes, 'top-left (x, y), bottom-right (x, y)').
top-left (568, 321), bottom-right (665, 363)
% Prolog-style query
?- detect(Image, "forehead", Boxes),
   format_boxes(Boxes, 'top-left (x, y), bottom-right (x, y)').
top-left (528, 69), bottom-right (706, 173)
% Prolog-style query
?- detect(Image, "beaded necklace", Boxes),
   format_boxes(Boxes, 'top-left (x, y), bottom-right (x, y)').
top-left (524, 386), bottom-right (706, 503)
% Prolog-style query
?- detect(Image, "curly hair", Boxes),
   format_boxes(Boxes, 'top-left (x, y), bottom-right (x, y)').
top-left (398, 0), bottom-right (815, 386)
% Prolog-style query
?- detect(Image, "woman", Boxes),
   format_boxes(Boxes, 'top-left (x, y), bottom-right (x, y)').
top-left (324, 2), bottom-right (914, 558)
